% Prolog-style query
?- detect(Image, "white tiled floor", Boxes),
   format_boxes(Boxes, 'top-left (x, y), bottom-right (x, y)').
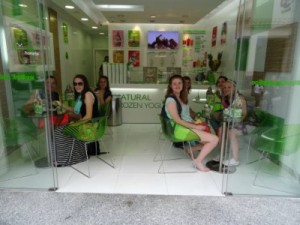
top-left (55, 124), bottom-right (223, 196)
top-left (1, 124), bottom-right (300, 196)
top-left (55, 124), bottom-right (300, 196)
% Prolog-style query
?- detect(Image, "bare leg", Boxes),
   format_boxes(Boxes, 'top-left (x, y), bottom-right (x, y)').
top-left (229, 128), bottom-right (242, 161)
top-left (191, 129), bottom-right (219, 172)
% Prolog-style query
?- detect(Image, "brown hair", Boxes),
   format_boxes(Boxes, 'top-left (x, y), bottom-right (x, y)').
top-left (165, 74), bottom-right (188, 104)
top-left (73, 74), bottom-right (92, 101)
top-left (183, 76), bottom-right (192, 93)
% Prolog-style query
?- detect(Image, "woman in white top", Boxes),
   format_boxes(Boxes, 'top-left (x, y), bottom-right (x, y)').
top-left (164, 75), bottom-right (219, 172)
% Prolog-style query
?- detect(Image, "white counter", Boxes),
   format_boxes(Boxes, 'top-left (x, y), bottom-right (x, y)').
top-left (111, 84), bottom-right (210, 123)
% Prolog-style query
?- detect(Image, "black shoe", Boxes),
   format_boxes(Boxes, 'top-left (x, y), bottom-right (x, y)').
top-left (173, 142), bottom-right (184, 149)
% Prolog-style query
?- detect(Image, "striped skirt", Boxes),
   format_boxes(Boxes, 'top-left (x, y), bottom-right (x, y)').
top-left (52, 125), bottom-right (87, 166)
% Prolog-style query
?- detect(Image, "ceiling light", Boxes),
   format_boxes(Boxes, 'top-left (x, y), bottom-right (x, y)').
top-left (18, 4), bottom-right (27, 8)
top-left (150, 16), bottom-right (156, 19)
top-left (92, 26), bottom-right (98, 29)
top-left (97, 5), bottom-right (144, 11)
top-left (99, 32), bottom-right (105, 35)
top-left (81, 18), bottom-right (88, 21)
top-left (65, 5), bottom-right (75, 9)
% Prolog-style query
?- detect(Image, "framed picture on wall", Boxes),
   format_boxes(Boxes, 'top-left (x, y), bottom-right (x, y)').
top-left (4, 16), bottom-right (55, 72)
top-left (220, 22), bottom-right (227, 45)
top-left (113, 50), bottom-right (124, 63)
top-left (112, 30), bottom-right (124, 48)
top-left (211, 26), bottom-right (217, 47)
top-left (128, 50), bottom-right (140, 67)
top-left (143, 67), bottom-right (158, 83)
top-left (128, 30), bottom-right (140, 47)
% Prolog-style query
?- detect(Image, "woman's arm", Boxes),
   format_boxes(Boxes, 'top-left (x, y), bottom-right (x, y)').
top-left (97, 90), bottom-right (112, 105)
top-left (61, 104), bottom-right (74, 112)
top-left (82, 92), bottom-right (95, 120)
top-left (166, 101), bottom-right (205, 131)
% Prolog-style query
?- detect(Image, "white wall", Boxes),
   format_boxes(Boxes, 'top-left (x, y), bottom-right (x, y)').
top-left (47, 3), bottom-right (94, 91)
top-left (196, 0), bottom-right (240, 80)
top-left (108, 23), bottom-right (194, 69)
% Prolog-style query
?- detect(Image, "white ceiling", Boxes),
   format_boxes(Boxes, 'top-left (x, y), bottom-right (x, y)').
top-left (47, 0), bottom-right (226, 35)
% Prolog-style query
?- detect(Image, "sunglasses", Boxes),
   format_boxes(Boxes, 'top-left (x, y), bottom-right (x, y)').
top-left (73, 82), bottom-right (83, 86)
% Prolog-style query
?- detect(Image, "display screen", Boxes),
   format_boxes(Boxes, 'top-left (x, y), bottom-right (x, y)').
top-left (147, 31), bottom-right (179, 50)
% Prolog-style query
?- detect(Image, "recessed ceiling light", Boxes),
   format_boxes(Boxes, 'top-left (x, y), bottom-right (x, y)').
top-left (99, 32), bottom-right (105, 35)
top-left (150, 16), bottom-right (156, 19)
top-left (97, 5), bottom-right (144, 11)
top-left (65, 5), bottom-right (75, 9)
top-left (92, 26), bottom-right (98, 29)
top-left (19, 4), bottom-right (27, 8)
top-left (81, 18), bottom-right (88, 21)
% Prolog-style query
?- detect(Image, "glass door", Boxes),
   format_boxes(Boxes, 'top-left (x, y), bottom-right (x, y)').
top-left (0, 0), bottom-right (58, 190)
top-left (222, 0), bottom-right (300, 196)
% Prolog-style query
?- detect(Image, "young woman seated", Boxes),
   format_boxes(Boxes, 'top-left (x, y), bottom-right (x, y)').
top-left (94, 75), bottom-right (112, 106)
top-left (221, 80), bottom-right (248, 166)
top-left (62, 74), bottom-right (99, 121)
top-left (61, 74), bottom-right (100, 156)
top-left (164, 75), bottom-right (219, 172)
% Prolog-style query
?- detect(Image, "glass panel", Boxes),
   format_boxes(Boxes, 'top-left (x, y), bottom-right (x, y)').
top-left (223, 0), bottom-right (300, 196)
top-left (0, 0), bottom-right (57, 190)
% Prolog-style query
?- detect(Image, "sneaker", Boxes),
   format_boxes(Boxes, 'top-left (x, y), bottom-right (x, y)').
top-left (223, 158), bottom-right (240, 166)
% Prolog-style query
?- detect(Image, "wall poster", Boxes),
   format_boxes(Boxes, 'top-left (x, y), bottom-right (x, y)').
top-left (113, 50), bottom-right (124, 63)
top-left (220, 22), bottom-right (227, 45)
top-left (128, 50), bottom-right (140, 67)
top-left (62, 22), bottom-right (68, 44)
top-left (112, 30), bottom-right (124, 48)
top-left (4, 16), bottom-right (55, 72)
top-left (128, 30), bottom-right (140, 47)
top-left (211, 26), bottom-right (217, 47)
top-left (143, 67), bottom-right (158, 83)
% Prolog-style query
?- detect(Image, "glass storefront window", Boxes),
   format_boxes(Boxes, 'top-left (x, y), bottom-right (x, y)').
top-left (222, 0), bottom-right (300, 196)
top-left (0, 0), bottom-right (58, 190)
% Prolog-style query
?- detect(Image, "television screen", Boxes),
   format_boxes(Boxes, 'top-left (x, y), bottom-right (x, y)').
top-left (148, 31), bottom-right (179, 50)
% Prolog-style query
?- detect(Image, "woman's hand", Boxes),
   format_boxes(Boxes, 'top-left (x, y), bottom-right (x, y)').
top-left (97, 90), bottom-right (104, 99)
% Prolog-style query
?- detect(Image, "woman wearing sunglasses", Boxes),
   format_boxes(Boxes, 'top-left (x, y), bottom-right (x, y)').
top-left (58, 74), bottom-right (100, 159)
top-left (63, 74), bottom-right (99, 121)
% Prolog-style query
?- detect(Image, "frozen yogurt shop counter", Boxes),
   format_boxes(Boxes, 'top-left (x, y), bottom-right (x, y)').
top-left (111, 83), bottom-right (209, 123)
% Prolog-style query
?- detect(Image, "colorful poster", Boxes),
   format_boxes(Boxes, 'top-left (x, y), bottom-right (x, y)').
top-left (128, 30), bottom-right (140, 47)
top-left (212, 26), bottom-right (217, 47)
top-left (112, 30), bottom-right (124, 48)
top-left (113, 50), bottom-right (124, 63)
top-left (128, 50), bottom-right (140, 67)
top-left (62, 22), bottom-right (68, 44)
top-left (220, 22), bottom-right (227, 45)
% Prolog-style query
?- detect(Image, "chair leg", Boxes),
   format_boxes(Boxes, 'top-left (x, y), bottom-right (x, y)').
top-left (68, 139), bottom-right (91, 178)
top-left (253, 152), bottom-right (269, 186)
top-left (158, 141), bottom-right (197, 174)
top-left (96, 140), bottom-right (115, 168)
top-left (186, 141), bottom-right (197, 170)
